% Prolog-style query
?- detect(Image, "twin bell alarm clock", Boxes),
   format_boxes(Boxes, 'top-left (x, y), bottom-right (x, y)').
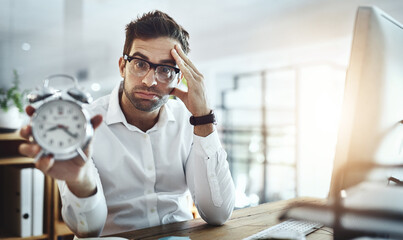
top-left (28, 74), bottom-right (94, 162)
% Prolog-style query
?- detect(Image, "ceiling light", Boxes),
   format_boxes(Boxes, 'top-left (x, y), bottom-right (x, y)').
top-left (91, 83), bottom-right (101, 92)
top-left (21, 43), bottom-right (31, 51)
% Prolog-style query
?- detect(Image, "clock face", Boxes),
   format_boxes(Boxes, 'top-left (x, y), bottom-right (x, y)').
top-left (32, 100), bottom-right (89, 155)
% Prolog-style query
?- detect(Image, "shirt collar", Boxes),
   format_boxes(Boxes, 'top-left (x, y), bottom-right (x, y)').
top-left (105, 81), bottom-right (176, 132)
top-left (105, 81), bottom-right (126, 125)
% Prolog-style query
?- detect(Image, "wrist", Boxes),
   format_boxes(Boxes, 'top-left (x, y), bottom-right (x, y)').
top-left (67, 169), bottom-right (97, 198)
top-left (191, 106), bottom-right (211, 117)
top-left (190, 110), bottom-right (216, 126)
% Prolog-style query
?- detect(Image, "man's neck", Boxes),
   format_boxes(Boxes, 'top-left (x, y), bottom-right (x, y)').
top-left (119, 93), bottom-right (160, 133)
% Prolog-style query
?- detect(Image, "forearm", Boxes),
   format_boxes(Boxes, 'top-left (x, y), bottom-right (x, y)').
top-left (193, 123), bottom-right (214, 137)
top-left (66, 162), bottom-right (98, 198)
top-left (186, 130), bottom-right (235, 225)
top-left (57, 160), bottom-right (107, 237)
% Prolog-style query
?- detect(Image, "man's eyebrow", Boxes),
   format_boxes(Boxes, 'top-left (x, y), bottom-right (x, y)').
top-left (159, 59), bottom-right (177, 66)
top-left (131, 52), bottom-right (177, 66)
top-left (131, 52), bottom-right (149, 60)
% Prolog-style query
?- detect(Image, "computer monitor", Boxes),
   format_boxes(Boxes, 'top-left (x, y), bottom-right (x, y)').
top-left (329, 6), bottom-right (403, 196)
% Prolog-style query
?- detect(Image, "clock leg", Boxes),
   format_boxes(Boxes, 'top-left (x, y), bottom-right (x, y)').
top-left (77, 148), bottom-right (89, 162)
top-left (34, 149), bottom-right (45, 163)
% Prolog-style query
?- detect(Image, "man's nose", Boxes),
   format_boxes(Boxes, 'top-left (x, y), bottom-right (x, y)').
top-left (141, 68), bottom-right (157, 87)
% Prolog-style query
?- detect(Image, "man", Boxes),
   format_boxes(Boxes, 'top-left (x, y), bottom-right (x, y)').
top-left (19, 10), bottom-right (235, 237)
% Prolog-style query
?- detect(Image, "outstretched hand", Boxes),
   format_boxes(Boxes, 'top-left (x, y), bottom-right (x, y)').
top-left (19, 105), bottom-right (103, 197)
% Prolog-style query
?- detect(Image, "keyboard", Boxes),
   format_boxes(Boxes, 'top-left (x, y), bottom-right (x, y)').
top-left (243, 219), bottom-right (323, 240)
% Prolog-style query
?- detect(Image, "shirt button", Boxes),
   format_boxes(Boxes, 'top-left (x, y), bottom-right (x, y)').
top-left (148, 166), bottom-right (153, 171)
top-left (147, 189), bottom-right (153, 194)
top-left (150, 208), bottom-right (156, 213)
top-left (80, 220), bottom-right (85, 226)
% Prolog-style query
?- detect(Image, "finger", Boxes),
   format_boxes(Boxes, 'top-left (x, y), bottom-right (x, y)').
top-left (19, 125), bottom-right (32, 140)
top-left (174, 45), bottom-right (202, 75)
top-left (171, 49), bottom-right (197, 77)
top-left (171, 48), bottom-right (186, 69)
top-left (171, 49), bottom-right (200, 80)
top-left (26, 105), bottom-right (35, 116)
top-left (90, 114), bottom-right (103, 130)
top-left (35, 155), bottom-right (55, 174)
top-left (19, 143), bottom-right (41, 158)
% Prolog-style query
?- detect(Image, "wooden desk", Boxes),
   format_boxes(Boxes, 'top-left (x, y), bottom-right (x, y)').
top-left (113, 197), bottom-right (333, 240)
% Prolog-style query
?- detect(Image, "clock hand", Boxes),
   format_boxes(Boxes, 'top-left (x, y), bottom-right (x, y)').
top-left (45, 125), bottom-right (59, 132)
top-left (59, 125), bottom-right (79, 139)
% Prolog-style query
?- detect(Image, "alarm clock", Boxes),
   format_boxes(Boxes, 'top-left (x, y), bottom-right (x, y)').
top-left (28, 74), bottom-right (94, 162)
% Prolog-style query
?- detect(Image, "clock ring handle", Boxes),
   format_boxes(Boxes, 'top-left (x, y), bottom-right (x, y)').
top-left (46, 74), bottom-right (93, 104)
top-left (29, 74), bottom-right (93, 104)
top-left (44, 74), bottom-right (79, 88)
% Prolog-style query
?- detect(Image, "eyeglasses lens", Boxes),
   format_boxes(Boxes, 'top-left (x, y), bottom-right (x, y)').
top-left (129, 59), bottom-right (176, 83)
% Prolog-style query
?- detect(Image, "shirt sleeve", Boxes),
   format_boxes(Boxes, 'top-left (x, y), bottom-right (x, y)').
top-left (57, 158), bottom-right (108, 237)
top-left (185, 129), bottom-right (236, 225)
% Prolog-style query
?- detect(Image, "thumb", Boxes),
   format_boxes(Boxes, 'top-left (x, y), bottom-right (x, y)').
top-left (170, 88), bottom-right (187, 102)
top-left (90, 114), bottom-right (103, 130)
top-left (26, 105), bottom-right (36, 116)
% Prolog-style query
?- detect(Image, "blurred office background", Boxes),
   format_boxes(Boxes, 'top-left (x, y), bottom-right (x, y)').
top-left (1, 0), bottom-right (402, 208)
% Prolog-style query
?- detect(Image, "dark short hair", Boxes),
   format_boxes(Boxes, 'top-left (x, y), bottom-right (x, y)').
top-left (123, 10), bottom-right (190, 56)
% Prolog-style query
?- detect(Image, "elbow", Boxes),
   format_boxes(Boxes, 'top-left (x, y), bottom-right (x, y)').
top-left (199, 206), bottom-right (233, 226)
top-left (205, 214), bottom-right (231, 226)
top-left (197, 196), bottom-right (235, 226)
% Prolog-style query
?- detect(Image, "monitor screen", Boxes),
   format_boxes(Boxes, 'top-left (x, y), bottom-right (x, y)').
top-left (329, 6), bottom-right (403, 196)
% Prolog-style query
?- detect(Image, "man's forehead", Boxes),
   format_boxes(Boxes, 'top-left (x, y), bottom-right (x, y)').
top-left (129, 37), bottom-right (179, 60)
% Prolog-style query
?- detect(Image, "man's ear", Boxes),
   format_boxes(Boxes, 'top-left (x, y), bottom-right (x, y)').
top-left (118, 57), bottom-right (126, 78)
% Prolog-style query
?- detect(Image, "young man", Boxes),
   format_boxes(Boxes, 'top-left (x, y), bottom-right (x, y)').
top-left (19, 10), bottom-right (235, 237)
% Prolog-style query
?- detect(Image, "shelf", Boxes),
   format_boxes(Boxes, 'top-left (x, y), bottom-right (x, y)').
top-left (0, 234), bottom-right (49, 240)
top-left (0, 132), bottom-right (22, 140)
top-left (0, 157), bottom-right (34, 166)
top-left (54, 221), bottom-right (73, 237)
top-left (0, 132), bottom-right (72, 240)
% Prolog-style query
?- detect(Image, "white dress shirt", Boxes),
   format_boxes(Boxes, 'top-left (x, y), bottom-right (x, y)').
top-left (57, 81), bottom-right (235, 236)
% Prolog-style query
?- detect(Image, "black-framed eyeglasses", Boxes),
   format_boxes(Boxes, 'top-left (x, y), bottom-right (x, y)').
top-left (123, 54), bottom-right (180, 84)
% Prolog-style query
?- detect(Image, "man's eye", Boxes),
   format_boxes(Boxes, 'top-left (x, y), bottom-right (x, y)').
top-left (135, 60), bottom-right (148, 69)
top-left (160, 66), bottom-right (172, 74)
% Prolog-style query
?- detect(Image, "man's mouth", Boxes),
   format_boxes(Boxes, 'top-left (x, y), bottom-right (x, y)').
top-left (135, 91), bottom-right (160, 100)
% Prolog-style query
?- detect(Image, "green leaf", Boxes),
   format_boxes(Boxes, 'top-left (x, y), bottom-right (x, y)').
top-left (0, 70), bottom-right (29, 112)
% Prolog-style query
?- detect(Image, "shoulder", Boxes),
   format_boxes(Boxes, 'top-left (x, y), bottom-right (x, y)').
top-left (84, 94), bottom-right (110, 117)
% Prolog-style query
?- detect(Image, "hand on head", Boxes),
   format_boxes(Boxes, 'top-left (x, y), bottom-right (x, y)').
top-left (170, 44), bottom-right (211, 117)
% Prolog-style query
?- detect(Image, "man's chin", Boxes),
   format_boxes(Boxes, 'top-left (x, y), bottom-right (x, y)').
top-left (134, 99), bottom-right (162, 112)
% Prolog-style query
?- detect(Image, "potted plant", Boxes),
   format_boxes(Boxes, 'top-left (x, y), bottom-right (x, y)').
top-left (0, 70), bottom-right (29, 132)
